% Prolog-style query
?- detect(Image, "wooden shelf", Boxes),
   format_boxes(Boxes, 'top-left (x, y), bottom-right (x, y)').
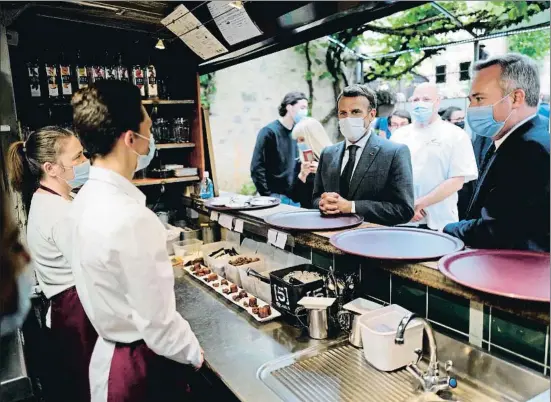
top-left (142, 99), bottom-right (195, 105)
top-left (156, 143), bottom-right (195, 149)
top-left (132, 176), bottom-right (200, 187)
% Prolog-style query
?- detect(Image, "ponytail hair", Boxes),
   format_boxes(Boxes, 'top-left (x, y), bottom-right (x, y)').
top-left (6, 126), bottom-right (74, 211)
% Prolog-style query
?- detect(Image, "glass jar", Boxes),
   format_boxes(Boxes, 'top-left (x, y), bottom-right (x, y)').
top-left (172, 117), bottom-right (190, 143)
top-left (157, 118), bottom-right (171, 143)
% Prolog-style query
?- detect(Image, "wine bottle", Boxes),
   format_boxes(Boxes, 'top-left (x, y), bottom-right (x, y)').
top-left (44, 50), bottom-right (60, 99)
top-left (75, 50), bottom-right (89, 89)
top-left (145, 59), bottom-right (158, 99)
top-left (132, 64), bottom-right (146, 97)
top-left (59, 52), bottom-right (73, 100)
top-left (27, 56), bottom-right (41, 98)
top-left (115, 52), bottom-right (129, 82)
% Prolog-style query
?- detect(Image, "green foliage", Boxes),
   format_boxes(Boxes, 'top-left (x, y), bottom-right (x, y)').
top-left (508, 30), bottom-right (550, 60)
top-left (239, 181), bottom-right (257, 196)
top-left (199, 73), bottom-right (216, 110)
top-left (328, 1), bottom-right (550, 83)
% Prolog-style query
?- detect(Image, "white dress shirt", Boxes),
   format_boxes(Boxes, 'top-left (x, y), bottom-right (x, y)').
top-left (495, 113), bottom-right (538, 149)
top-left (392, 118), bottom-right (478, 230)
top-left (26, 192), bottom-right (74, 299)
top-left (61, 166), bottom-right (201, 367)
top-left (340, 130), bottom-right (372, 176)
top-left (340, 131), bottom-right (372, 213)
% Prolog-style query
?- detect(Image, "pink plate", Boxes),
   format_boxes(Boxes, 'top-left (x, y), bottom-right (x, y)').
top-left (438, 249), bottom-right (550, 302)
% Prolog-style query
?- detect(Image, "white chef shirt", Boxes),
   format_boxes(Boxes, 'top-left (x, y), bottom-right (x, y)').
top-left (392, 118), bottom-right (478, 230)
top-left (26, 192), bottom-right (74, 299)
top-left (61, 166), bottom-right (201, 367)
top-left (340, 131), bottom-right (372, 213)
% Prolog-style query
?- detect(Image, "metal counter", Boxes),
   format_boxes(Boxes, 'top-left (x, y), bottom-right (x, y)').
top-left (174, 274), bottom-right (329, 402)
top-left (0, 331), bottom-right (32, 402)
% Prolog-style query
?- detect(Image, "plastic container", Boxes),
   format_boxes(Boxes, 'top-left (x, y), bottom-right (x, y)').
top-left (201, 241), bottom-right (241, 276)
top-left (173, 239), bottom-right (203, 258)
top-left (225, 254), bottom-right (264, 288)
top-left (359, 304), bottom-right (423, 372)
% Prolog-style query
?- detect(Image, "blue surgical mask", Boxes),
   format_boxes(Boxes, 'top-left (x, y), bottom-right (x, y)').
top-left (1, 270), bottom-right (32, 337)
top-left (66, 160), bottom-right (90, 189)
top-left (132, 133), bottom-right (156, 172)
top-left (293, 109), bottom-right (308, 124)
top-left (467, 93), bottom-right (514, 138)
top-left (411, 101), bottom-right (434, 125)
top-left (297, 142), bottom-right (310, 152)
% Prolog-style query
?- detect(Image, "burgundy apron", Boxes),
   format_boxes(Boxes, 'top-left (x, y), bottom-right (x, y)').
top-left (107, 340), bottom-right (195, 402)
top-left (50, 285), bottom-right (98, 402)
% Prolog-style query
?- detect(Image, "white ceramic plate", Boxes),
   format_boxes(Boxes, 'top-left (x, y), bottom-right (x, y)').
top-left (250, 197), bottom-right (277, 206)
top-left (210, 197), bottom-right (230, 206)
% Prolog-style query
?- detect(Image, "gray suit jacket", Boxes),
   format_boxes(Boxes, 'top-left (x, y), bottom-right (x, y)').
top-left (312, 133), bottom-right (414, 226)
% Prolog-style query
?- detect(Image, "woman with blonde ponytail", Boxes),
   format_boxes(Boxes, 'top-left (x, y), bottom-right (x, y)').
top-left (6, 126), bottom-right (97, 402)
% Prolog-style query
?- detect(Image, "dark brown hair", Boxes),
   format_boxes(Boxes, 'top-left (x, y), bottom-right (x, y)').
top-left (278, 91), bottom-right (308, 117)
top-left (7, 126), bottom-right (74, 211)
top-left (72, 80), bottom-right (143, 157)
top-left (338, 84), bottom-right (378, 110)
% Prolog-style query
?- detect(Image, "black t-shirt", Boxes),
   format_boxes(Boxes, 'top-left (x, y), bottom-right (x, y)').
top-left (250, 120), bottom-right (297, 196)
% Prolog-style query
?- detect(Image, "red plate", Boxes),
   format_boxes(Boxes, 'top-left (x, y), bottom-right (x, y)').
top-left (439, 249), bottom-right (550, 302)
top-left (330, 227), bottom-right (464, 261)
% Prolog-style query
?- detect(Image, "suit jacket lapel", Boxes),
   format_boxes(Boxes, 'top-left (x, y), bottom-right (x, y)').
top-left (468, 117), bottom-right (536, 216)
top-left (348, 133), bottom-right (381, 198)
top-left (330, 142), bottom-right (346, 192)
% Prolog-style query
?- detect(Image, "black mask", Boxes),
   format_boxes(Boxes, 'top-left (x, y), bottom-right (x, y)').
top-left (454, 121), bottom-right (465, 129)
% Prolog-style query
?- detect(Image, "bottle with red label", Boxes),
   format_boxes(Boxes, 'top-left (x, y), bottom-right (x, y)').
top-left (116, 52), bottom-right (129, 82)
top-left (104, 50), bottom-right (118, 80)
top-left (59, 52), bottom-right (73, 100)
top-left (132, 64), bottom-right (146, 97)
top-left (75, 50), bottom-right (89, 90)
top-left (88, 52), bottom-right (106, 84)
top-left (146, 62), bottom-right (158, 99)
top-left (44, 49), bottom-right (60, 99)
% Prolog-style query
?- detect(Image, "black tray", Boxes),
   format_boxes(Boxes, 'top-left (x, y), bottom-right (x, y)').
top-left (269, 264), bottom-right (327, 315)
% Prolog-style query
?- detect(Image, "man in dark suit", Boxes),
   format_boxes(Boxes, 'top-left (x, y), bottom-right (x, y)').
top-left (444, 54), bottom-right (550, 251)
top-left (312, 85), bottom-right (414, 226)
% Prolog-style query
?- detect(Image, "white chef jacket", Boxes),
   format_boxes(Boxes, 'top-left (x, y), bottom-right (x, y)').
top-left (392, 118), bottom-right (478, 230)
top-left (61, 167), bottom-right (202, 379)
top-left (26, 192), bottom-right (74, 299)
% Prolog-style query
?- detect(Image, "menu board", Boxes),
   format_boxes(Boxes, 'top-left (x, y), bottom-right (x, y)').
top-left (162, 4), bottom-right (228, 60)
top-left (207, 2), bottom-right (262, 46)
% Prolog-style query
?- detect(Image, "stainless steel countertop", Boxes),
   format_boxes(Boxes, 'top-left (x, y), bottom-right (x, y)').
top-left (174, 274), bottom-right (329, 402)
top-left (0, 331), bottom-right (33, 402)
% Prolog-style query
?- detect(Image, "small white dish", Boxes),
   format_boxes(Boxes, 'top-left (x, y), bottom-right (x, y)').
top-left (250, 197), bottom-right (277, 206)
top-left (298, 296), bottom-right (336, 310)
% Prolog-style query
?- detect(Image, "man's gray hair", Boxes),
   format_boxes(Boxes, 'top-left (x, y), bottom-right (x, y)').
top-left (474, 53), bottom-right (540, 107)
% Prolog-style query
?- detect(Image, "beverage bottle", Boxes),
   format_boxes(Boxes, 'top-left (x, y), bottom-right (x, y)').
top-left (146, 60), bottom-right (158, 99)
top-left (75, 50), bottom-right (90, 89)
top-left (104, 50), bottom-right (118, 80)
top-left (44, 49), bottom-right (60, 99)
top-left (27, 55), bottom-right (41, 98)
top-left (200, 171), bottom-right (214, 199)
top-left (132, 63), bottom-right (146, 97)
top-left (59, 51), bottom-right (74, 100)
top-left (115, 52), bottom-right (129, 82)
top-left (88, 51), bottom-right (106, 83)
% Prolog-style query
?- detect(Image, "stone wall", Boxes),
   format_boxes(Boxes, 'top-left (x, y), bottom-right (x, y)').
top-left (206, 40), bottom-right (341, 194)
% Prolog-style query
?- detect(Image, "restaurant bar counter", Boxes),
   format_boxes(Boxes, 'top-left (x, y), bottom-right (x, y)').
top-left (184, 194), bottom-right (551, 378)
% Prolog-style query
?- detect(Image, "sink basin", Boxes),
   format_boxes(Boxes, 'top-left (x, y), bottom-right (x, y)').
top-left (257, 333), bottom-right (549, 402)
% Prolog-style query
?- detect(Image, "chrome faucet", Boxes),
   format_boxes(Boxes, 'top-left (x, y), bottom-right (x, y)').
top-left (395, 313), bottom-right (457, 393)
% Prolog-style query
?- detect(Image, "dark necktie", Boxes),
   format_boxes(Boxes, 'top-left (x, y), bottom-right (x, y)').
top-left (340, 145), bottom-right (359, 199)
top-left (478, 143), bottom-right (496, 175)
top-left (466, 142), bottom-right (496, 216)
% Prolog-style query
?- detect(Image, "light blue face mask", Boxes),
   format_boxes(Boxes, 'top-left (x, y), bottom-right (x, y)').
top-left (411, 101), bottom-right (434, 125)
top-left (293, 109), bottom-right (308, 124)
top-left (1, 270), bottom-right (32, 337)
top-left (132, 132), bottom-right (156, 172)
top-left (62, 160), bottom-right (90, 189)
top-left (297, 142), bottom-right (310, 152)
top-left (467, 93), bottom-right (514, 138)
